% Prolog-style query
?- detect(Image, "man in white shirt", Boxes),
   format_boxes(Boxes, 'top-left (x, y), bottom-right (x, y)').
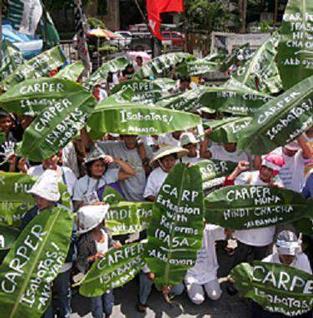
top-left (271, 135), bottom-right (313, 192)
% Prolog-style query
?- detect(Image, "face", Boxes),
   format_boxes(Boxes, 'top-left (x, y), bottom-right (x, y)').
top-left (136, 57), bottom-right (143, 66)
top-left (0, 116), bottom-right (13, 133)
top-left (43, 154), bottom-right (59, 170)
top-left (34, 195), bottom-right (54, 210)
top-left (122, 135), bottom-right (138, 149)
top-left (90, 159), bottom-right (106, 178)
top-left (279, 254), bottom-right (295, 266)
top-left (172, 131), bottom-right (183, 140)
top-left (259, 166), bottom-right (275, 183)
top-left (20, 115), bottom-right (34, 130)
top-left (179, 80), bottom-right (190, 91)
top-left (160, 154), bottom-right (176, 172)
top-left (184, 143), bottom-right (197, 157)
top-left (283, 147), bottom-right (298, 157)
top-left (223, 143), bottom-right (237, 153)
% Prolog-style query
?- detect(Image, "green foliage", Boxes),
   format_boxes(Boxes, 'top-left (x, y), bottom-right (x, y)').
top-left (87, 17), bottom-right (106, 29)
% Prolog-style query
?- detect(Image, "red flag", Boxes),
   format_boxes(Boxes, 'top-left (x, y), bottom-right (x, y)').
top-left (147, 0), bottom-right (184, 40)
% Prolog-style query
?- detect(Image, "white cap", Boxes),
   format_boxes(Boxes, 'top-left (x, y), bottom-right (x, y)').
top-left (276, 230), bottom-right (301, 256)
top-left (180, 132), bottom-right (199, 147)
top-left (77, 204), bottom-right (110, 235)
top-left (27, 169), bottom-right (60, 202)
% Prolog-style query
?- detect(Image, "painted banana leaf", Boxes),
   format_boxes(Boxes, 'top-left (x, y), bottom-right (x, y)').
top-left (0, 225), bottom-right (20, 250)
top-left (0, 40), bottom-right (24, 83)
top-left (205, 185), bottom-right (311, 230)
top-left (106, 202), bottom-right (153, 236)
top-left (144, 164), bottom-right (204, 289)
top-left (55, 61), bottom-right (84, 81)
top-left (133, 52), bottom-right (195, 79)
top-left (176, 53), bottom-right (225, 76)
top-left (110, 79), bottom-right (163, 104)
top-left (238, 75), bottom-right (313, 155)
top-left (17, 79), bottom-right (96, 161)
top-left (84, 57), bottom-right (129, 90)
top-left (277, 0), bottom-right (313, 90)
top-left (220, 43), bottom-right (253, 72)
top-left (0, 46), bottom-right (66, 91)
top-left (0, 205), bottom-right (73, 318)
top-left (79, 242), bottom-right (145, 297)
top-left (101, 186), bottom-right (124, 205)
top-left (293, 217), bottom-right (313, 236)
top-left (195, 159), bottom-right (237, 191)
top-left (232, 34), bottom-right (282, 94)
top-left (203, 116), bottom-right (253, 143)
top-left (0, 77), bottom-right (96, 116)
top-left (87, 102), bottom-right (202, 139)
top-left (157, 79), bottom-right (271, 116)
top-left (0, 172), bottom-right (71, 227)
top-left (231, 261), bottom-right (313, 316)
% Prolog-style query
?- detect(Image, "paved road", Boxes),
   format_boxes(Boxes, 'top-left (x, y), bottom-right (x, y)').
top-left (71, 279), bottom-right (251, 318)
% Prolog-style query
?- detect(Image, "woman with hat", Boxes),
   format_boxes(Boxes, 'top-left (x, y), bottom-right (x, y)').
top-left (252, 230), bottom-right (312, 318)
top-left (20, 169), bottom-right (76, 318)
top-left (180, 131), bottom-right (202, 164)
top-left (76, 205), bottom-right (122, 318)
top-left (143, 145), bottom-right (188, 202)
top-left (72, 147), bottom-right (135, 210)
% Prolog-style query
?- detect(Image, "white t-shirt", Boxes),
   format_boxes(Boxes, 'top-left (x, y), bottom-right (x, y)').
top-left (95, 229), bottom-right (109, 254)
top-left (271, 147), bottom-right (305, 192)
top-left (143, 167), bottom-right (168, 199)
top-left (185, 224), bottom-right (225, 285)
top-left (263, 252), bottom-right (312, 274)
top-left (72, 169), bottom-right (119, 202)
top-left (234, 170), bottom-right (277, 247)
top-left (158, 133), bottom-right (181, 147)
top-left (209, 144), bottom-right (249, 163)
top-left (28, 165), bottom-right (77, 196)
top-left (62, 142), bottom-right (80, 178)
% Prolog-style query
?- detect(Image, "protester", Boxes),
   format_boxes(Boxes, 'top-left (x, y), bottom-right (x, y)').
top-left (224, 153), bottom-right (285, 265)
top-left (27, 150), bottom-right (77, 197)
top-left (185, 224), bottom-right (231, 304)
top-left (134, 56), bottom-right (143, 72)
top-left (77, 205), bottom-right (122, 318)
top-left (252, 230), bottom-right (312, 318)
top-left (96, 135), bottom-right (152, 201)
top-left (73, 147), bottom-right (135, 210)
top-left (180, 131), bottom-right (202, 164)
top-left (20, 169), bottom-right (76, 318)
top-left (143, 146), bottom-right (188, 201)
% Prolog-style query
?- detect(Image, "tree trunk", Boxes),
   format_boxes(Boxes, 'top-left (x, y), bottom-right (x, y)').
top-left (239, 0), bottom-right (247, 33)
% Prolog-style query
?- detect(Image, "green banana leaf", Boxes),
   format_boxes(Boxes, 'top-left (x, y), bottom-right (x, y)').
top-left (110, 79), bottom-right (163, 104)
top-left (106, 202), bottom-right (153, 236)
top-left (157, 79), bottom-right (271, 116)
top-left (220, 43), bottom-right (252, 72)
top-left (203, 116), bottom-right (253, 143)
top-left (84, 57), bottom-right (129, 90)
top-left (101, 186), bottom-right (124, 205)
top-left (0, 77), bottom-right (96, 116)
top-left (0, 172), bottom-right (71, 227)
top-left (231, 261), bottom-right (313, 317)
top-left (0, 205), bottom-right (73, 318)
top-left (238, 75), bottom-right (313, 155)
top-left (144, 164), bottom-right (204, 289)
top-left (205, 185), bottom-right (311, 230)
top-left (232, 34), bottom-right (282, 94)
top-left (1, 46), bottom-right (66, 91)
top-left (176, 53), bottom-right (225, 76)
top-left (55, 61), bottom-right (84, 81)
top-left (0, 133), bottom-right (5, 146)
top-left (195, 159), bottom-right (237, 191)
top-left (87, 102), bottom-right (202, 139)
top-left (277, 0), bottom-right (313, 90)
top-left (0, 225), bottom-right (20, 250)
top-left (133, 52), bottom-right (195, 79)
top-left (0, 41), bottom-right (24, 83)
top-left (17, 79), bottom-right (96, 161)
top-left (79, 242), bottom-right (145, 297)
top-left (293, 217), bottom-right (313, 236)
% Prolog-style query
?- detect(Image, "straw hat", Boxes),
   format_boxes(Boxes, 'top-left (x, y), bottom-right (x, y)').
top-left (27, 169), bottom-right (60, 202)
top-left (77, 204), bottom-right (110, 235)
top-left (150, 145), bottom-right (188, 166)
top-left (180, 132), bottom-right (199, 147)
top-left (85, 146), bottom-right (107, 164)
top-left (284, 141), bottom-right (301, 152)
